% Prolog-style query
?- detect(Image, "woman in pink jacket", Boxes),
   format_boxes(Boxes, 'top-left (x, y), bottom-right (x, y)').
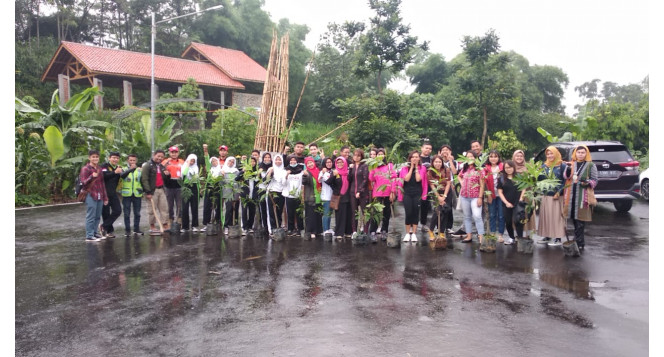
top-left (397, 150), bottom-right (429, 243)
top-left (368, 148), bottom-right (397, 241)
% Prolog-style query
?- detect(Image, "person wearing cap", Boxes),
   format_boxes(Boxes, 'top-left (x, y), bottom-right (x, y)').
top-left (164, 145), bottom-right (185, 231)
top-left (100, 151), bottom-right (124, 238)
top-left (218, 145), bottom-right (229, 167)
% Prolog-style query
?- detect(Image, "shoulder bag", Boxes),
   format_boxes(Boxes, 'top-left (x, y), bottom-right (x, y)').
top-left (329, 194), bottom-right (341, 210)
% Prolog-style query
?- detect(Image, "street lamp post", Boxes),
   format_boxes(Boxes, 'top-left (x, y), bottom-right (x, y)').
top-left (150, 4), bottom-right (224, 154)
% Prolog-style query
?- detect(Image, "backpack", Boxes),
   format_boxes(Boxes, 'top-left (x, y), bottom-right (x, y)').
top-left (74, 175), bottom-right (84, 195)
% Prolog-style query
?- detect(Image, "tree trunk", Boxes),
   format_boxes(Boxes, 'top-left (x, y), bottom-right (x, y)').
top-left (482, 105), bottom-right (488, 149)
top-left (377, 70), bottom-right (382, 95)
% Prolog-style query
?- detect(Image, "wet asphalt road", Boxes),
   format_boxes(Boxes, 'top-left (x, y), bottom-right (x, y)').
top-left (15, 200), bottom-right (648, 356)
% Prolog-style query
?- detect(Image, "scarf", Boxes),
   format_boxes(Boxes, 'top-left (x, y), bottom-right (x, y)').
top-left (209, 157), bottom-right (222, 178)
top-left (335, 157), bottom-right (349, 195)
top-left (182, 154), bottom-right (198, 180)
top-left (512, 150), bottom-right (527, 173)
top-left (259, 152), bottom-right (273, 171)
top-left (286, 161), bottom-right (304, 175)
top-left (272, 154), bottom-right (286, 179)
top-left (544, 146), bottom-right (562, 168)
top-left (221, 157), bottom-right (239, 175)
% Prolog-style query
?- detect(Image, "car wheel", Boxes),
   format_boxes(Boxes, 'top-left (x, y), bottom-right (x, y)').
top-left (613, 200), bottom-right (633, 212)
top-left (641, 178), bottom-right (649, 201)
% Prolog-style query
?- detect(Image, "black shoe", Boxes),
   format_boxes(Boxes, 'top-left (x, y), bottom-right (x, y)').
top-left (124, 231), bottom-right (132, 237)
top-left (94, 232), bottom-right (103, 238)
top-left (452, 228), bottom-right (466, 237)
top-left (133, 230), bottom-right (144, 236)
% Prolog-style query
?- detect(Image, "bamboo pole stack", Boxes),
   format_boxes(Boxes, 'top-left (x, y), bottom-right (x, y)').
top-left (254, 30), bottom-right (290, 152)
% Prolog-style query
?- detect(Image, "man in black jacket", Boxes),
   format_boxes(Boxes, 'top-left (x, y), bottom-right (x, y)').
top-left (141, 150), bottom-right (170, 234)
top-left (100, 152), bottom-right (123, 238)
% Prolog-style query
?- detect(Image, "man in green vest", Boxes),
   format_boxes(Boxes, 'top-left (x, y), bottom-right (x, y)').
top-left (121, 154), bottom-right (143, 236)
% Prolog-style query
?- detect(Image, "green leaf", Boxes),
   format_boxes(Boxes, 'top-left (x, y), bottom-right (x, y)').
top-left (43, 126), bottom-right (64, 167)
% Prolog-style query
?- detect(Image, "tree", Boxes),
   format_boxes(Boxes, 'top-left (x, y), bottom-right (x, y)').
top-left (353, 0), bottom-right (428, 94)
top-left (406, 52), bottom-right (449, 94)
top-left (456, 29), bottom-right (519, 148)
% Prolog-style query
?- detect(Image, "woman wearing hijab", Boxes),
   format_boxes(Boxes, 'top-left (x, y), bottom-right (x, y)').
top-left (181, 153), bottom-right (200, 232)
top-left (221, 157), bottom-right (240, 234)
top-left (258, 152), bottom-right (273, 233)
top-left (325, 156), bottom-right (353, 239)
top-left (319, 157), bottom-right (335, 234)
top-left (201, 155), bottom-right (223, 230)
top-left (512, 149), bottom-right (535, 237)
top-left (284, 155), bottom-right (305, 235)
top-left (562, 145), bottom-right (597, 251)
top-left (537, 146), bottom-right (568, 246)
top-left (302, 157), bottom-right (323, 238)
top-left (261, 154), bottom-right (287, 234)
top-left (240, 156), bottom-right (259, 234)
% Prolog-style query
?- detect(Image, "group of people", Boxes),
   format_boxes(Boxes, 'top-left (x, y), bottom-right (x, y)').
top-left (79, 139), bottom-right (596, 252)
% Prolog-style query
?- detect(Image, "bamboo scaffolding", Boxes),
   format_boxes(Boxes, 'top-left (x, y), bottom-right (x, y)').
top-left (284, 50), bottom-right (315, 148)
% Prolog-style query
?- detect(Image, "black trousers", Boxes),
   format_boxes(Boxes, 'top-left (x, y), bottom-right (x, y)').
top-left (102, 192), bottom-right (122, 233)
top-left (305, 203), bottom-right (323, 234)
top-left (165, 186), bottom-right (182, 222)
top-left (122, 195), bottom-right (141, 232)
top-left (502, 203), bottom-right (524, 239)
top-left (182, 185), bottom-right (199, 229)
top-left (202, 189), bottom-right (221, 225)
top-left (261, 192), bottom-right (285, 232)
top-left (224, 200), bottom-right (239, 227)
top-left (286, 196), bottom-right (304, 231)
top-left (242, 199), bottom-right (256, 230)
top-left (350, 194), bottom-right (369, 232)
top-left (429, 195), bottom-right (453, 232)
top-left (573, 219), bottom-right (585, 248)
top-left (369, 196), bottom-right (392, 234)
top-left (420, 198), bottom-right (431, 226)
top-left (334, 201), bottom-right (353, 236)
top-left (403, 193), bottom-right (421, 225)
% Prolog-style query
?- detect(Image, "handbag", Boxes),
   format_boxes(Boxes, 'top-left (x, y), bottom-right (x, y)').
top-left (77, 189), bottom-right (88, 202)
top-left (587, 187), bottom-right (597, 207)
top-left (329, 194), bottom-right (341, 210)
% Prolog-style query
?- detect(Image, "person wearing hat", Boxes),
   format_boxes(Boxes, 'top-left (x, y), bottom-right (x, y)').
top-left (164, 145), bottom-right (185, 231)
top-left (100, 151), bottom-right (124, 238)
top-left (218, 145), bottom-right (229, 167)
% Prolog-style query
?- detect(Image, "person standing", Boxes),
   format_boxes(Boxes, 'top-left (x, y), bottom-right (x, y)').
top-left (497, 160), bottom-right (525, 245)
top-left (368, 148), bottom-right (396, 241)
top-left (140, 150), bottom-right (170, 234)
top-left (326, 157), bottom-right (352, 239)
top-left (100, 151), bottom-right (123, 238)
top-left (80, 150), bottom-right (108, 242)
top-left (397, 150), bottom-right (428, 243)
top-left (512, 149), bottom-right (534, 237)
top-left (483, 150), bottom-right (505, 239)
top-left (181, 153), bottom-right (201, 233)
top-left (163, 146), bottom-right (184, 231)
top-left (319, 157), bottom-right (335, 235)
top-left (427, 155), bottom-right (452, 241)
top-left (221, 157), bottom-right (241, 234)
top-left (263, 154), bottom-right (287, 235)
top-left (458, 150), bottom-right (485, 244)
top-left (240, 156), bottom-right (259, 234)
top-left (419, 141), bottom-right (433, 232)
top-left (562, 145), bottom-right (597, 251)
top-left (308, 143), bottom-right (325, 168)
top-left (349, 148), bottom-right (370, 239)
top-left (201, 145), bottom-right (223, 230)
top-left (218, 145), bottom-right (229, 166)
top-left (283, 155), bottom-right (305, 235)
top-left (537, 146), bottom-right (567, 246)
top-left (440, 145), bottom-right (460, 235)
top-left (120, 154), bottom-right (143, 237)
top-left (302, 157), bottom-right (323, 238)
top-left (291, 141), bottom-right (307, 165)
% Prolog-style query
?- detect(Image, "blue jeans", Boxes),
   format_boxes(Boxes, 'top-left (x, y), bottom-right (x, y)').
top-left (488, 198), bottom-right (504, 233)
top-left (322, 200), bottom-right (331, 231)
top-left (122, 196), bottom-right (142, 232)
top-left (85, 194), bottom-right (103, 238)
top-left (460, 196), bottom-right (484, 235)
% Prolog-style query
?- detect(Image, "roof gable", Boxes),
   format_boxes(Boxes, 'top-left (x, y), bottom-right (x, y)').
top-left (182, 42), bottom-right (266, 83)
top-left (42, 42), bottom-right (245, 90)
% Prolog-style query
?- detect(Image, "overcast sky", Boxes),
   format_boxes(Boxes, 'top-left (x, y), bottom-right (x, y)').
top-left (263, 0), bottom-right (650, 116)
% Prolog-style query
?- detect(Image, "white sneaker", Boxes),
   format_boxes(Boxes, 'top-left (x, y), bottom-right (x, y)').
top-left (403, 233), bottom-right (411, 242)
top-left (224, 228), bottom-right (229, 235)
top-left (410, 233), bottom-right (417, 243)
top-left (351, 232), bottom-right (358, 240)
top-left (200, 226), bottom-right (207, 232)
top-left (241, 229), bottom-right (247, 236)
top-left (192, 227), bottom-right (198, 232)
top-left (180, 229), bottom-right (186, 233)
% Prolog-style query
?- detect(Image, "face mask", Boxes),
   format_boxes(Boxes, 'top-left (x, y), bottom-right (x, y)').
top-left (290, 163), bottom-right (298, 168)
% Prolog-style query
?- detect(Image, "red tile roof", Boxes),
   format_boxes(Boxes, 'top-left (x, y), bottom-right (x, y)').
top-left (45, 42), bottom-right (245, 89)
top-left (183, 42), bottom-right (267, 83)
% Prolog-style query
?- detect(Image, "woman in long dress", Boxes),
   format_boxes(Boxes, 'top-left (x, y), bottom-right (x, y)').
top-left (537, 146), bottom-right (567, 246)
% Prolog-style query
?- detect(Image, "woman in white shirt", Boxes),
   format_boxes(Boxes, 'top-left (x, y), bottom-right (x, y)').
top-left (318, 157), bottom-right (334, 234)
